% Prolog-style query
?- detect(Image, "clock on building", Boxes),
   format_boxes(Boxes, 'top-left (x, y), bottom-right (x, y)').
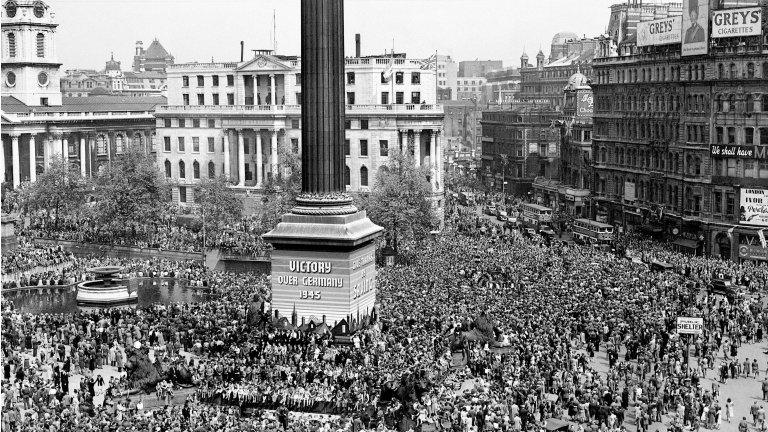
top-left (38, 71), bottom-right (48, 86)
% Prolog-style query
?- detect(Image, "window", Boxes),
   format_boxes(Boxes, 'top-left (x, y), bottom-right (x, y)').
top-left (727, 127), bottom-right (736, 144)
top-left (178, 137), bottom-right (185, 152)
top-left (346, 72), bottom-right (355, 84)
top-left (345, 120), bottom-right (351, 129)
top-left (291, 119), bottom-right (300, 129)
top-left (762, 128), bottom-right (768, 145)
top-left (763, 95), bottom-right (768, 112)
top-left (411, 92), bottom-right (421, 104)
top-left (205, 137), bottom-right (214, 153)
top-left (296, 92), bottom-right (302, 105)
top-left (746, 127), bottom-right (754, 144)
top-left (179, 161), bottom-right (186, 178)
top-left (395, 72), bottom-right (403, 84)
top-left (381, 92), bottom-right (389, 104)
top-left (179, 186), bottom-right (187, 203)
top-left (395, 92), bottom-right (404, 104)
top-left (212, 94), bottom-right (219, 105)
top-left (115, 135), bottom-right (125, 154)
top-left (165, 160), bottom-right (172, 178)
top-left (346, 92), bottom-right (355, 105)
top-left (226, 75), bottom-right (234, 86)
top-left (208, 161), bottom-right (216, 178)
top-left (713, 191), bottom-right (723, 213)
top-left (36, 33), bottom-right (44, 58)
top-left (295, 73), bottom-right (301, 85)
top-left (411, 72), bottom-right (420, 84)
top-left (360, 119), bottom-right (368, 130)
top-left (381, 72), bottom-right (387, 84)
top-left (96, 135), bottom-right (108, 155)
top-left (291, 138), bottom-right (299, 153)
top-left (379, 140), bottom-right (389, 156)
top-left (360, 166), bottom-right (369, 186)
top-left (196, 75), bottom-right (204, 87)
top-left (163, 136), bottom-right (171, 152)
top-left (729, 63), bottom-right (736, 79)
top-left (746, 95), bottom-right (754, 113)
top-left (205, 119), bottom-right (214, 128)
top-left (227, 93), bottom-right (234, 105)
top-left (178, 118), bottom-right (186, 128)
top-left (344, 139), bottom-right (350, 156)
top-left (192, 119), bottom-right (200, 128)
top-left (359, 139), bottom-right (368, 156)
top-left (197, 94), bottom-right (205, 105)
top-left (747, 63), bottom-right (755, 79)
top-left (7, 33), bottom-right (15, 57)
top-left (5, 2), bottom-right (16, 17)
top-left (182, 76), bottom-right (189, 87)
top-left (344, 166), bottom-right (350, 186)
top-left (726, 159), bottom-right (737, 177)
top-left (725, 192), bottom-right (735, 215)
top-left (164, 118), bottom-right (172, 128)
top-left (182, 94), bottom-right (190, 106)
top-left (212, 75), bottom-right (219, 86)
top-left (193, 161), bottom-right (200, 179)
top-left (192, 137), bottom-right (200, 153)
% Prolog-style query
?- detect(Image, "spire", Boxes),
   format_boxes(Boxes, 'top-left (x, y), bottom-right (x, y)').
top-left (110, 52), bottom-right (114, 61)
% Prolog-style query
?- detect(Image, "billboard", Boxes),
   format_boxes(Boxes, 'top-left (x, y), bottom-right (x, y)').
top-left (740, 188), bottom-right (768, 227)
top-left (576, 91), bottom-right (594, 117)
top-left (682, 0), bottom-right (709, 56)
top-left (637, 16), bottom-right (683, 46)
top-left (677, 317), bottom-right (704, 335)
top-left (712, 7), bottom-right (762, 38)
top-left (270, 244), bottom-right (377, 326)
top-left (624, 182), bottom-right (636, 202)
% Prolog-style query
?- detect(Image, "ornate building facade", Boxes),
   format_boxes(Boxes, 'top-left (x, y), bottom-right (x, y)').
top-left (591, 1), bottom-right (768, 262)
top-left (156, 51), bottom-right (445, 213)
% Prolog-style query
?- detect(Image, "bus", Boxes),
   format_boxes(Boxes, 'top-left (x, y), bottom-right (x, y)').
top-left (572, 218), bottom-right (615, 245)
top-left (519, 203), bottom-right (553, 229)
top-left (458, 192), bottom-right (476, 207)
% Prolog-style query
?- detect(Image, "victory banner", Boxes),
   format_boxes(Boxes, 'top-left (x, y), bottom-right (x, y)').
top-left (682, 0), bottom-right (709, 56)
top-left (712, 7), bottom-right (762, 38)
top-left (638, 16), bottom-right (682, 46)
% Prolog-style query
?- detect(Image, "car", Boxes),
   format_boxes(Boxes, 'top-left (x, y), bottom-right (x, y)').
top-left (539, 227), bottom-right (556, 238)
top-left (504, 217), bottom-right (518, 229)
top-left (484, 204), bottom-right (497, 216)
top-left (496, 209), bottom-right (508, 221)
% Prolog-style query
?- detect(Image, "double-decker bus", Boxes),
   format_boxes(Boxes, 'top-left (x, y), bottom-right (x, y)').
top-left (519, 203), bottom-right (553, 229)
top-left (572, 218), bottom-right (614, 245)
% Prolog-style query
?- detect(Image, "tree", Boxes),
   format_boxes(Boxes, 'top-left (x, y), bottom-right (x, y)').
top-left (257, 142), bottom-right (302, 233)
top-left (194, 176), bottom-right (243, 245)
top-left (90, 148), bottom-right (171, 236)
top-left (17, 155), bottom-right (88, 229)
top-left (361, 151), bottom-right (436, 254)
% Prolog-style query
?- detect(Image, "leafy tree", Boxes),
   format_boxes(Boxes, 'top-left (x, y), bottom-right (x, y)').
top-left (17, 156), bottom-right (88, 229)
top-left (360, 151), bottom-right (436, 254)
top-left (90, 148), bottom-right (171, 236)
top-left (193, 176), bottom-right (243, 243)
top-left (257, 142), bottom-right (302, 233)
top-left (444, 167), bottom-right (484, 192)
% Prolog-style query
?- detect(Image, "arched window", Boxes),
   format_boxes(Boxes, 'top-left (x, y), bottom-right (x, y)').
top-left (164, 160), bottom-right (172, 178)
top-left (7, 33), bottom-right (16, 57)
top-left (746, 94), bottom-right (754, 113)
top-left (179, 161), bottom-right (186, 178)
top-left (718, 64), bottom-right (724, 79)
top-left (193, 160), bottom-right (200, 179)
top-left (600, 148), bottom-right (606, 163)
top-left (694, 157), bottom-right (701, 175)
top-left (747, 63), bottom-right (755, 78)
top-left (763, 95), bottom-right (768, 112)
top-left (36, 33), bottom-right (45, 58)
top-left (727, 94), bottom-right (735, 112)
top-left (96, 134), bottom-right (108, 155)
top-left (729, 63), bottom-right (736, 79)
top-left (360, 166), bottom-right (368, 187)
top-left (686, 155), bottom-right (693, 174)
top-left (115, 134), bottom-right (124, 154)
top-left (715, 95), bottom-right (723, 112)
top-left (132, 133), bottom-right (143, 149)
top-left (344, 165), bottom-right (350, 186)
top-left (208, 161), bottom-right (215, 178)
top-left (763, 62), bottom-right (768, 78)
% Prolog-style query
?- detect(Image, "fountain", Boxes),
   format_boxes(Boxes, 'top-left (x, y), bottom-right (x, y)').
top-left (76, 266), bottom-right (138, 306)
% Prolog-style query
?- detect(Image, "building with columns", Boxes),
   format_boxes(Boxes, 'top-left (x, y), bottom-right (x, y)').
top-left (156, 50), bottom-right (445, 213)
top-left (1, 0), bottom-right (164, 188)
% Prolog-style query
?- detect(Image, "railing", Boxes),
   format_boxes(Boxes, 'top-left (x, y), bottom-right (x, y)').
top-left (167, 57), bottom-right (432, 70)
top-left (169, 62), bottom-right (239, 70)
top-left (158, 104), bottom-right (444, 114)
top-left (12, 111), bottom-right (156, 121)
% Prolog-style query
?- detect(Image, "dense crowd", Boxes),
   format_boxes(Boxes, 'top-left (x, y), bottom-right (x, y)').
top-left (1, 242), bottom-right (76, 277)
top-left (2, 204), bottom-right (768, 431)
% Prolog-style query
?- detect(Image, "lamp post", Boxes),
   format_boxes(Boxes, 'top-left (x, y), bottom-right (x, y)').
top-left (499, 153), bottom-right (508, 198)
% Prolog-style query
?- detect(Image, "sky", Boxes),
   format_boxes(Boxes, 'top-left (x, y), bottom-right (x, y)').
top-left (48, 0), bottom-right (625, 70)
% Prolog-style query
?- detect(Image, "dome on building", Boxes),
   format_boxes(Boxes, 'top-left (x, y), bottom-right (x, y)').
top-left (552, 31), bottom-right (578, 46)
top-left (564, 72), bottom-right (590, 90)
top-left (105, 53), bottom-right (121, 72)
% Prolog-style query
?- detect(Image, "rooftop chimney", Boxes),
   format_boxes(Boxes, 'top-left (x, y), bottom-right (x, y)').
top-left (240, 41), bottom-right (244, 62)
top-left (355, 33), bottom-right (361, 58)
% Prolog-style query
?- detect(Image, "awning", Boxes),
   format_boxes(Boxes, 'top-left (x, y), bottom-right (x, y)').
top-left (673, 239), bottom-right (698, 249)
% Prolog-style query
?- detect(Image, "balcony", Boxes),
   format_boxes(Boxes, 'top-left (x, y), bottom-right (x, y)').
top-left (12, 111), bottom-right (156, 122)
top-left (157, 104), bottom-right (444, 116)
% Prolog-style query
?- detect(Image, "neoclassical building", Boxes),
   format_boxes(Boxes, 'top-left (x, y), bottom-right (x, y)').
top-left (1, 0), bottom-right (164, 187)
top-left (157, 50), bottom-right (445, 211)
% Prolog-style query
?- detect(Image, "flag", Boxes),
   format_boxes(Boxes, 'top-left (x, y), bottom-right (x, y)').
top-left (726, 226), bottom-right (735, 240)
top-left (419, 53), bottom-right (437, 70)
top-left (758, 229), bottom-right (767, 248)
top-left (382, 56), bottom-right (394, 82)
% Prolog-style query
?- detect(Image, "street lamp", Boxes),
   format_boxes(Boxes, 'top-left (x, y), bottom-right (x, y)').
top-left (498, 153), bottom-right (508, 197)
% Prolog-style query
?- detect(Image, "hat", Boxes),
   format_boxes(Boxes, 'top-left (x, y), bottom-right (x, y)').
top-left (689, 0), bottom-right (699, 12)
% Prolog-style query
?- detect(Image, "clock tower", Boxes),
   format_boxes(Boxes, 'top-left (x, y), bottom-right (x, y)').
top-left (1, 0), bottom-right (62, 106)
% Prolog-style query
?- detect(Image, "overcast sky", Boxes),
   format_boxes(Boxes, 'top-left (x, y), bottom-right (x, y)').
top-left (49, 0), bottom-right (623, 70)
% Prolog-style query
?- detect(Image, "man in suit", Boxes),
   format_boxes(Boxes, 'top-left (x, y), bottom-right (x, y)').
top-left (685, 0), bottom-right (706, 44)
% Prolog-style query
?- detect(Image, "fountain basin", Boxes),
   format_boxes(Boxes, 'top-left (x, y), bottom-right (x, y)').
top-left (76, 266), bottom-right (138, 306)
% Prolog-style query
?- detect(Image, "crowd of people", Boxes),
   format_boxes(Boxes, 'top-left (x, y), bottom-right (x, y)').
top-left (2, 200), bottom-right (768, 431)
top-left (1, 242), bottom-right (76, 279)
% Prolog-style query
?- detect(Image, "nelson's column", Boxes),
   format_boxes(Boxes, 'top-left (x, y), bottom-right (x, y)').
top-left (264, 0), bottom-right (383, 332)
